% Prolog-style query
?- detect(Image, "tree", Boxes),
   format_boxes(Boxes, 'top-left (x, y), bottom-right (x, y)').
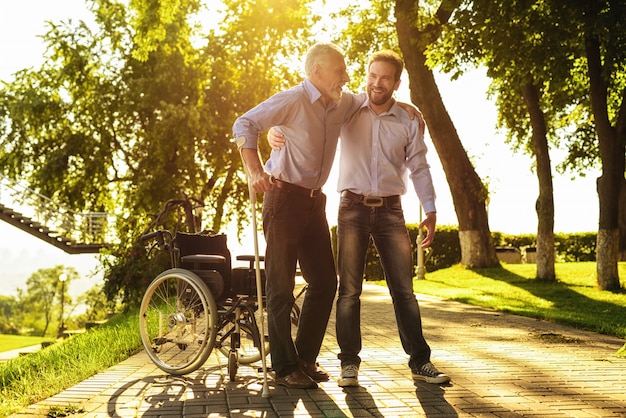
top-left (435, 0), bottom-right (581, 281)
top-left (199, 0), bottom-right (315, 236)
top-left (0, 295), bottom-right (19, 334)
top-left (394, 0), bottom-right (498, 268)
top-left (76, 284), bottom-right (119, 323)
top-left (16, 266), bottom-right (77, 337)
top-left (573, 0), bottom-right (626, 290)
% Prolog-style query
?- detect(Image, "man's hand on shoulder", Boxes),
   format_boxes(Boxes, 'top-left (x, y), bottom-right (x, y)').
top-left (397, 101), bottom-right (425, 132)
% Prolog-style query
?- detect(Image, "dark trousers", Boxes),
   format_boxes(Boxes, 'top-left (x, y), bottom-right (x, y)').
top-left (336, 197), bottom-right (431, 371)
top-left (262, 188), bottom-right (337, 377)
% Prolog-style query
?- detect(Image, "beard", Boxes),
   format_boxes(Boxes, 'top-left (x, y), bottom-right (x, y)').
top-left (368, 87), bottom-right (393, 106)
top-left (329, 87), bottom-right (343, 104)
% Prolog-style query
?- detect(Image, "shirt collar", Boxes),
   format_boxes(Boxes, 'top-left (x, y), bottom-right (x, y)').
top-left (364, 98), bottom-right (401, 117)
top-left (304, 78), bottom-right (322, 104)
top-left (304, 78), bottom-right (342, 109)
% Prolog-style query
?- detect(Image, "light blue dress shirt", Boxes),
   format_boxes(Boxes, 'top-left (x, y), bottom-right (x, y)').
top-left (337, 100), bottom-right (437, 214)
top-left (233, 79), bottom-right (365, 189)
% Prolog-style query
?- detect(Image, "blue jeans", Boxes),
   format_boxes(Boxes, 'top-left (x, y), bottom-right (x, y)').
top-left (336, 196), bottom-right (431, 370)
top-left (262, 188), bottom-right (337, 377)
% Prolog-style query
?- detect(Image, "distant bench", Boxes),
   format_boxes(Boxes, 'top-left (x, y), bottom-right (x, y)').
top-left (61, 319), bottom-right (109, 338)
top-left (495, 246), bottom-right (522, 264)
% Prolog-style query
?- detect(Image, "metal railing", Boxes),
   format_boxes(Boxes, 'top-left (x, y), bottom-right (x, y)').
top-left (0, 174), bottom-right (116, 245)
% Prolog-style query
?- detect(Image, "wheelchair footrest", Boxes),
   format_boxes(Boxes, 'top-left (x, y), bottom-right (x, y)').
top-left (181, 254), bottom-right (226, 264)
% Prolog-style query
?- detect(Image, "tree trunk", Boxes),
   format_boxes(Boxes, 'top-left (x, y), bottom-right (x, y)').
top-left (520, 82), bottom-right (555, 282)
top-left (620, 179), bottom-right (626, 261)
top-left (395, 0), bottom-right (498, 268)
top-left (586, 36), bottom-right (623, 290)
top-left (211, 162), bottom-right (237, 233)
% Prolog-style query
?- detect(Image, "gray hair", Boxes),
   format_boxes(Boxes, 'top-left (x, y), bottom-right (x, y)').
top-left (304, 43), bottom-right (344, 77)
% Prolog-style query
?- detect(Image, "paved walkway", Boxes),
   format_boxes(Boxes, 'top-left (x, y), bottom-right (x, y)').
top-left (0, 344), bottom-right (45, 362)
top-left (12, 282), bottom-right (626, 417)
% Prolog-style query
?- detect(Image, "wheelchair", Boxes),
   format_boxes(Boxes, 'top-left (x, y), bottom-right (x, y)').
top-left (138, 229), bottom-right (272, 380)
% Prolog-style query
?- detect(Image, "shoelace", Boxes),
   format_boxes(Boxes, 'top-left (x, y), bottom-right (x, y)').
top-left (420, 363), bottom-right (440, 376)
top-left (342, 364), bottom-right (359, 377)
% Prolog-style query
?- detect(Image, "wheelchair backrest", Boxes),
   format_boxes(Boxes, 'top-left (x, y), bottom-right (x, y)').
top-left (175, 231), bottom-right (232, 300)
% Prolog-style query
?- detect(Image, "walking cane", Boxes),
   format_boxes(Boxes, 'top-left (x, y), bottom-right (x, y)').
top-left (236, 137), bottom-right (271, 398)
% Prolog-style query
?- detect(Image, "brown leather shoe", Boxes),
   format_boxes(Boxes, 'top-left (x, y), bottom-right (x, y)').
top-left (299, 360), bottom-right (330, 382)
top-left (274, 368), bottom-right (318, 389)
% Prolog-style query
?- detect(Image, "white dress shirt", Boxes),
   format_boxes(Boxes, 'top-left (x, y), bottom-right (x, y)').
top-left (337, 99), bottom-right (436, 214)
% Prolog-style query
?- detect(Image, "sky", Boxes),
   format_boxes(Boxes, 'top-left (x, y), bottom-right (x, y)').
top-left (0, 0), bottom-right (601, 297)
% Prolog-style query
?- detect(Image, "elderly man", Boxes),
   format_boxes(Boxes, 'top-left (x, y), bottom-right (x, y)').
top-left (233, 43), bottom-right (365, 389)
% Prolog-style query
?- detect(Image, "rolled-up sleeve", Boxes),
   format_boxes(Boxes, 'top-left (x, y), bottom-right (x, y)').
top-left (232, 91), bottom-right (296, 150)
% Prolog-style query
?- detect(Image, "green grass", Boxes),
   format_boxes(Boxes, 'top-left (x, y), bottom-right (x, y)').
top-left (0, 335), bottom-right (47, 352)
top-left (0, 309), bottom-right (142, 417)
top-left (400, 262), bottom-right (626, 338)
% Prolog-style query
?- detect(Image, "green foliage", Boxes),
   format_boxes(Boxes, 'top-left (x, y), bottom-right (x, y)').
top-left (492, 231), bottom-right (597, 262)
top-left (2, 267), bottom-right (121, 339)
top-left (491, 231), bottom-right (537, 249)
top-left (71, 285), bottom-right (120, 328)
top-left (0, 310), bottom-right (141, 417)
top-left (47, 404), bottom-right (86, 417)
top-left (0, 0), bottom-right (320, 306)
top-left (331, 0), bottom-right (399, 91)
top-left (14, 266), bottom-right (78, 337)
top-left (554, 233), bottom-right (597, 262)
top-left (0, 296), bottom-right (19, 335)
top-left (435, 0), bottom-right (626, 177)
top-left (618, 343), bottom-right (626, 358)
top-left (202, 0), bottom-right (315, 236)
top-left (101, 236), bottom-right (170, 307)
top-left (417, 224), bottom-right (462, 272)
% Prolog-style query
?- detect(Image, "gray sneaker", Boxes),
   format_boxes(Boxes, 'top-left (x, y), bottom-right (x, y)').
top-left (337, 364), bottom-right (359, 387)
top-left (411, 361), bottom-right (450, 384)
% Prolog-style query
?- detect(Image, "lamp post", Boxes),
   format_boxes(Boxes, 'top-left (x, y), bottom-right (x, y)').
top-left (58, 273), bottom-right (68, 338)
top-left (416, 206), bottom-right (426, 280)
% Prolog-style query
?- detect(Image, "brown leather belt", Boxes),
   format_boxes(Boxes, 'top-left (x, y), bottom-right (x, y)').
top-left (341, 190), bottom-right (400, 207)
top-left (272, 178), bottom-right (322, 198)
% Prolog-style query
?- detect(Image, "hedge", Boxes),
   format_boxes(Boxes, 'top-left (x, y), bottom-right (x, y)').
top-left (331, 225), bottom-right (598, 281)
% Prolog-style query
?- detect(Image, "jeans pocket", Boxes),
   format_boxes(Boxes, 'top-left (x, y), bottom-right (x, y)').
top-left (339, 197), bottom-right (354, 209)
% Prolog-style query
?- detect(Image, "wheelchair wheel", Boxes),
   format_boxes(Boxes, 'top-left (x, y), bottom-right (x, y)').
top-left (217, 303), bottom-right (269, 368)
top-left (228, 351), bottom-right (238, 381)
top-left (139, 268), bottom-right (218, 375)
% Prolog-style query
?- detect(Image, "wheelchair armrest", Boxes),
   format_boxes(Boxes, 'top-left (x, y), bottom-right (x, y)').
top-left (181, 254), bottom-right (226, 264)
top-left (236, 254), bottom-right (265, 269)
top-left (236, 255), bottom-right (265, 262)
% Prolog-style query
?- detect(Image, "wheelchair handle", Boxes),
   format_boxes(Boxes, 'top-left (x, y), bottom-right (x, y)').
top-left (140, 231), bottom-right (160, 242)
